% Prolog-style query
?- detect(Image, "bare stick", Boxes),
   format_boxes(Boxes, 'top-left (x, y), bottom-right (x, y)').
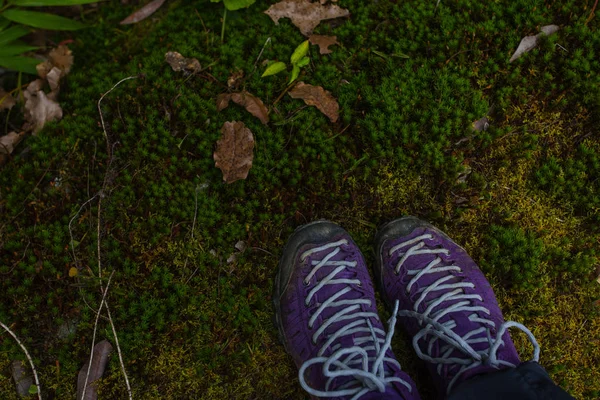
top-left (68, 195), bottom-right (99, 271)
top-left (104, 302), bottom-right (132, 399)
top-left (253, 37), bottom-right (271, 69)
top-left (0, 321), bottom-right (42, 400)
top-left (98, 76), bottom-right (136, 160)
top-left (81, 271), bottom-right (115, 400)
top-left (94, 76), bottom-right (136, 399)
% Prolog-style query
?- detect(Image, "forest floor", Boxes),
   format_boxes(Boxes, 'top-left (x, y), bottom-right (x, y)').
top-left (1, 0), bottom-right (600, 398)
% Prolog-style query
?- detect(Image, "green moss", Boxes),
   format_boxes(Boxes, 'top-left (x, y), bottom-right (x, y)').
top-left (1, 0), bottom-right (600, 398)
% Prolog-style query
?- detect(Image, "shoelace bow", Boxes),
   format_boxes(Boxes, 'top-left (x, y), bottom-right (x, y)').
top-left (389, 233), bottom-right (541, 394)
top-left (298, 239), bottom-right (412, 400)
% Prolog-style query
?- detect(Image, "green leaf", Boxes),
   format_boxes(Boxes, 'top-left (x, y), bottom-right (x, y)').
top-left (0, 25), bottom-right (30, 46)
top-left (223, 0), bottom-right (255, 11)
top-left (1, 9), bottom-right (86, 30)
top-left (0, 16), bottom-right (10, 31)
top-left (261, 61), bottom-right (286, 77)
top-left (0, 55), bottom-right (40, 74)
top-left (10, 0), bottom-right (101, 5)
top-left (28, 385), bottom-right (38, 395)
top-left (290, 40), bottom-right (309, 65)
top-left (296, 56), bottom-right (310, 68)
top-left (0, 44), bottom-right (38, 56)
top-left (289, 64), bottom-right (300, 84)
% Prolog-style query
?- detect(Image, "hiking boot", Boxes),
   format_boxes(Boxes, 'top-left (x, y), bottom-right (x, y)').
top-left (274, 221), bottom-right (419, 400)
top-left (374, 216), bottom-right (540, 396)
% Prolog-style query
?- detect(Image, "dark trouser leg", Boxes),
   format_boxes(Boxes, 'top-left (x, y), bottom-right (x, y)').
top-left (448, 362), bottom-right (575, 400)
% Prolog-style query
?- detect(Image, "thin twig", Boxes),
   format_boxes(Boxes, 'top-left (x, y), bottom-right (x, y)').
top-left (191, 185), bottom-right (199, 240)
top-left (94, 76), bottom-right (136, 400)
top-left (81, 271), bottom-right (114, 400)
top-left (253, 37), bottom-right (272, 70)
top-left (587, 0), bottom-right (599, 24)
top-left (0, 321), bottom-right (42, 400)
top-left (68, 195), bottom-right (99, 270)
top-left (273, 82), bottom-right (296, 106)
top-left (104, 302), bottom-right (132, 399)
top-left (98, 76), bottom-right (136, 160)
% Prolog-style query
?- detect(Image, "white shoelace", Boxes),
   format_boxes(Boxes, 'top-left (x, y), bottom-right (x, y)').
top-left (298, 239), bottom-right (412, 400)
top-left (390, 233), bottom-right (541, 394)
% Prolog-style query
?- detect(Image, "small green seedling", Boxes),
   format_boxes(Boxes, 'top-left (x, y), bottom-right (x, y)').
top-left (262, 40), bottom-right (310, 84)
top-left (210, 0), bottom-right (256, 42)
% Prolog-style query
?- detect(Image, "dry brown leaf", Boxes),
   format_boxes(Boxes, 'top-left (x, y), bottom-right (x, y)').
top-left (165, 51), bottom-right (201, 74)
top-left (309, 34), bottom-right (339, 54)
top-left (77, 340), bottom-right (113, 400)
top-left (227, 70), bottom-right (245, 89)
top-left (0, 132), bottom-right (25, 155)
top-left (509, 25), bottom-right (560, 62)
top-left (46, 67), bottom-right (62, 92)
top-left (120, 0), bottom-right (166, 24)
top-left (214, 121), bottom-right (255, 184)
top-left (24, 79), bottom-right (63, 134)
top-left (216, 91), bottom-right (269, 125)
top-left (49, 45), bottom-right (74, 75)
top-left (0, 89), bottom-right (16, 111)
top-left (265, 0), bottom-right (350, 36)
top-left (472, 116), bottom-right (489, 131)
top-left (288, 82), bottom-right (339, 123)
top-left (10, 360), bottom-right (33, 397)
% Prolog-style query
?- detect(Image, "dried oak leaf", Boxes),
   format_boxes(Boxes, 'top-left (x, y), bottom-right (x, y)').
top-left (309, 34), bottom-right (339, 54)
top-left (472, 116), bottom-right (489, 131)
top-left (77, 340), bottom-right (113, 400)
top-left (0, 88), bottom-right (16, 111)
top-left (509, 25), bottom-right (560, 62)
top-left (10, 360), bottom-right (33, 398)
top-left (0, 132), bottom-right (25, 155)
top-left (214, 121), bottom-right (255, 184)
top-left (265, 0), bottom-right (350, 36)
top-left (37, 45), bottom-right (74, 79)
top-left (165, 51), bottom-right (201, 74)
top-left (24, 79), bottom-right (63, 134)
top-left (120, 0), bottom-right (166, 24)
top-left (288, 82), bottom-right (339, 123)
top-left (216, 91), bottom-right (269, 125)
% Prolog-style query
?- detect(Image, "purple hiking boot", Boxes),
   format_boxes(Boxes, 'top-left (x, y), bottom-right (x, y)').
top-left (374, 216), bottom-right (540, 397)
top-left (273, 221), bottom-right (419, 400)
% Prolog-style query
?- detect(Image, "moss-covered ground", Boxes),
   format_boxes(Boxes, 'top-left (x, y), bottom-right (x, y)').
top-left (1, 0), bottom-right (600, 398)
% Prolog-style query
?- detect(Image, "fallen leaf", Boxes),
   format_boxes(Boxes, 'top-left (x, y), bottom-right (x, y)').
top-left (120, 0), bottom-right (166, 24)
top-left (49, 45), bottom-right (74, 76)
top-left (227, 69), bottom-right (244, 89)
top-left (265, 0), bottom-right (350, 36)
top-left (68, 267), bottom-right (78, 277)
top-left (0, 132), bottom-right (25, 155)
top-left (309, 34), bottom-right (339, 54)
top-left (216, 91), bottom-right (269, 124)
top-left (24, 79), bottom-right (63, 134)
top-left (0, 88), bottom-right (16, 111)
top-left (226, 240), bottom-right (247, 264)
top-left (46, 66), bottom-right (62, 92)
top-left (10, 360), bottom-right (33, 398)
top-left (77, 340), bottom-right (113, 400)
top-left (288, 81), bottom-right (339, 122)
top-left (214, 121), bottom-right (255, 184)
top-left (472, 116), bottom-right (489, 131)
top-left (509, 24), bottom-right (560, 62)
top-left (37, 45), bottom-right (74, 80)
top-left (165, 51), bottom-right (201, 74)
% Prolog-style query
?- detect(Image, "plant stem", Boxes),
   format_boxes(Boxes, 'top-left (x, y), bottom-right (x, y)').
top-left (221, 7), bottom-right (227, 43)
top-left (273, 82), bottom-right (296, 106)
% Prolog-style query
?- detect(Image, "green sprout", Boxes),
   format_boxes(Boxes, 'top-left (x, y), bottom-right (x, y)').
top-left (210, 0), bottom-right (256, 42)
top-left (261, 40), bottom-right (310, 84)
